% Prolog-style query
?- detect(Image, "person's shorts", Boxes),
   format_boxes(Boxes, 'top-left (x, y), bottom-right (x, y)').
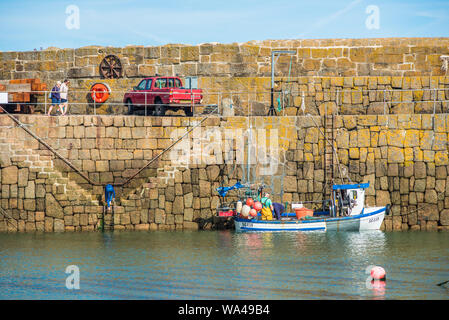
top-left (51, 98), bottom-right (60, 105)
top-left (61, 99), bottom-right (67, 103)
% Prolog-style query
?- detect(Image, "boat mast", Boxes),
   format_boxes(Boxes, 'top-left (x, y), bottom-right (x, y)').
top-left (247, 118), bottom-right (252, 185)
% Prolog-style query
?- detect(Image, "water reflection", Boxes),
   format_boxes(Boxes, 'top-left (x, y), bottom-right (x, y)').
top-left (0, 231), bottom-right (447, 299)
top-left (369, 280), bottom-right (387, 299)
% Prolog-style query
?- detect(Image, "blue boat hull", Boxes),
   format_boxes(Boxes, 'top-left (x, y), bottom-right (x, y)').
top-left (234, 206), bottom-right (386, 232)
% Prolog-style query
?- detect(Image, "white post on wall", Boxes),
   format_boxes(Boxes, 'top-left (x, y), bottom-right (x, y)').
top-left (44, 91), bottom-right (47, 114)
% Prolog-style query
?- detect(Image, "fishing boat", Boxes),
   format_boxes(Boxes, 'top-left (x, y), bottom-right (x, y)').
top-left (214, 111), bottom-right (389, 232)
top-left (233, 183), bottom-right (390, 232)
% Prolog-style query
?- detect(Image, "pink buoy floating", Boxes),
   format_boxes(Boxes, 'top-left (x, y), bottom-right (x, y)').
top-left (370, 266), bottom-right (386, 281)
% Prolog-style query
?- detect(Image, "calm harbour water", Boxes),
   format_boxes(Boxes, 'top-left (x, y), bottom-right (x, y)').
top-left (0, 230), bottom-right (448, 300)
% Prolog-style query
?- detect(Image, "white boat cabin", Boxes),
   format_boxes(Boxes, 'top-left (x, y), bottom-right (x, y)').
top-left (332, 183), bottom-right (369, 216)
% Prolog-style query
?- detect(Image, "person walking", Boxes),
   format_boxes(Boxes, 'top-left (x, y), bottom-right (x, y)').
top-left (60, 79), bottom-right (70, 115)
top-left (47, 81), bottom-right (61, 116)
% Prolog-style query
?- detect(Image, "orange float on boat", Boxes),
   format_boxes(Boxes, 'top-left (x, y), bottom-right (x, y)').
top-left (90, 83), bottom-right (111, 103)
top-left (249, 208), bottom-right (257, 217)
top-left (295, 207), bottom-right (313, 219)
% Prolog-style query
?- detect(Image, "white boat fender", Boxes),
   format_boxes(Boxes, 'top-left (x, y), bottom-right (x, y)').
top-left (236, 201), bottom-right (243, 214)
top-left (241, 205), bottom-right (250, 218)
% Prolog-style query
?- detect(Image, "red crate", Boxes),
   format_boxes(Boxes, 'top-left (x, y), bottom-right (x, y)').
top-left (218, 210), bottom-right (235, 217)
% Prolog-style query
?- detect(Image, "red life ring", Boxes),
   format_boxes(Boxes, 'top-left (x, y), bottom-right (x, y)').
top-left (90, 83), bottom-right (111, 103)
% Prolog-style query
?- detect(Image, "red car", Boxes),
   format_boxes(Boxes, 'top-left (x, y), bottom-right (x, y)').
top-left (123, 76), bottom-right (203, 116)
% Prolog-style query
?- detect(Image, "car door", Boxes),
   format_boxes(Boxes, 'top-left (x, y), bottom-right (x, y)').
top-left (134, 79), bottom-right (148, 107)
top-left (144, 79), bottom-right (152, 106)
top-left (154, 78), bottom-right (169, 104)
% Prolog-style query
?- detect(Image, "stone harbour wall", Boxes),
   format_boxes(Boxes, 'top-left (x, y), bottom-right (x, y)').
top-left (1, 38), bottom-right (449, 115)
top-left (2, 38), bottom-right (449, 80)
top-left (1, 114), bottom-right (449, 232)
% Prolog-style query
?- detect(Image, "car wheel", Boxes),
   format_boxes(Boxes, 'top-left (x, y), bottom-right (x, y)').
top-left (153, 100), bottom-right (166, 116)
top-left (126, 99), bottom-right (134, 115)
top-left (185, 107), bottom-right (193, 117)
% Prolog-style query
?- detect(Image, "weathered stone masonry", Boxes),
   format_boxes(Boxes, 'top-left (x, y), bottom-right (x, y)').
top-left (1, 38), bottom-right (449, 232)
top-left (1, 38), bottom-right (449, 115)
top-left (1, 114), bottom-right (449, 232)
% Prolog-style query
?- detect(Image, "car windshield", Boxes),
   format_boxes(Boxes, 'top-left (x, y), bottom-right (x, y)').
top-left (136, 80), bottom-right (147, 90)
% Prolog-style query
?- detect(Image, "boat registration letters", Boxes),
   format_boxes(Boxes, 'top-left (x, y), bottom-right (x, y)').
top-left (241, 221), bottom-right (253, 228)
top-left (368, 216), bottom-right (379, 223)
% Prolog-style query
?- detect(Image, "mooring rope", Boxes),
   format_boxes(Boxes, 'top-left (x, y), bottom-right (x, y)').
top-left (0, 105), bottom-right (219, 188)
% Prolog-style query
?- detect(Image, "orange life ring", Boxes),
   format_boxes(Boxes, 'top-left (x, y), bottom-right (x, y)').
top-left (90, 83), bottom-right (110, 103)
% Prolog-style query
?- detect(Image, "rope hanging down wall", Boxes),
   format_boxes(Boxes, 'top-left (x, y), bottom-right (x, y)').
top-left (0, 104), bottom-right (218, 188)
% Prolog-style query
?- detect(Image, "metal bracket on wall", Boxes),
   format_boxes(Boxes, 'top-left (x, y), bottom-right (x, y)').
top-left (268, 50), bottom-right (296, 116)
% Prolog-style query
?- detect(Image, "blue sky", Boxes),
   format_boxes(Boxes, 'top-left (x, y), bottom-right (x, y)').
top-left (0, 0), bottom-right (448, 51)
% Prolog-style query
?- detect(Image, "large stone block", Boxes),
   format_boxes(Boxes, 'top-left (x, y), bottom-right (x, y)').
top-left (54, 219), bottom-right (65, 232)
top-left (180, 47), bottom-right (199, 62)
top-left (44, 217), bottom-right (54, 232)
top-left (184, 192), bottom-right (193, 208)
top-left (67, 67), bottom-right (96, 78)
top-left (387, 147), bottom-right (404, 163)
top-left (183, 221), bottom-right (199, 230)
top-left (414, 162), bottom-right (426, 179)
top-left (376, 190), bottom-right (391, 206)
top-left (418, 204), bottom-right (439, 221)
top-left (173, 196), bottom-right (184, 214)
top-left (206, 165), bottom-right (220, 182)
top-left (387, 130), bottom-right (404, 147)
top-left (45, 194), bottom-right (64, 219)
top-left (18, 168), bottom-right (29, 187)
top-left (283, 176), bottom-right (297, 192)
top-left (199, 180), bottom-right (211, 197)
top-left (441, 209), bottom-right (449, 226)
top-left (358, 129), bottom-right (370, 147)
top-left (1, 166), bottom-right (18, 184)
top-left (24, 181), bottom-right (35, 199)
top-left (403, 130), bottom-right (420, 147)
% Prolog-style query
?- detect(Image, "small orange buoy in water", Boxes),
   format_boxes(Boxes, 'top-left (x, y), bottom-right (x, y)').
top-left (371, 266), bottom-right (386, 281)
top-left (249, 208), bottom-right (257, 217)
top-left (254, 201), bottom-right (262, 211)
top-left (246, 198), bottom-right (254, 207)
